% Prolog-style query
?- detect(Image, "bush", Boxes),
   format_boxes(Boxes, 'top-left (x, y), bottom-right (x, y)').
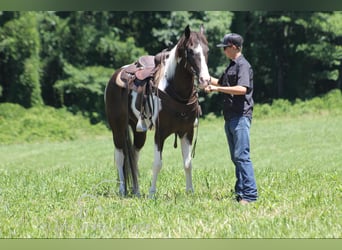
top-left (253, 89), bottom-right (342, 119)
top-left (0, 103), bottom-right (107, 144)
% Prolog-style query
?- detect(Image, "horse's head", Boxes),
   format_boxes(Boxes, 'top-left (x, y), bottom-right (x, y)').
top-left (177, 25), bottom-right (211, 89)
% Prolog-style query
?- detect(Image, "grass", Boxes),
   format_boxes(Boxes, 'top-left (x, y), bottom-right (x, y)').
top-left (0, 112), bottom-right (341, 238)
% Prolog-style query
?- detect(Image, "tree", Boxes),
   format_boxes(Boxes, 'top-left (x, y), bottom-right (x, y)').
top-left (232, 11), bottom-right (342, 101)
top-left (295, 11), bottom-right (342, 95)
top-left (37, 11), bottom-right (70, 107)
top-left (0, 12), bottom-right (42, 107)
top-left (54, 63), bottom-right (113, 123)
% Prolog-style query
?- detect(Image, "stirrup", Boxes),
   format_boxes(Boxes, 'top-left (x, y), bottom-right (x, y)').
top-left (193, 118), bottom-right (199, 127)
top-left (136, 117), bottom-right (147, 132)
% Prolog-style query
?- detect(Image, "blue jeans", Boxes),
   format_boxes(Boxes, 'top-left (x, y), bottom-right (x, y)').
top-left (224, 116), bottom-right (258, 202)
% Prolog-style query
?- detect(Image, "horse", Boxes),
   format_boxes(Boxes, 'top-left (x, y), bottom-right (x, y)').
top-left (104, 25), bottom-right (210, 197)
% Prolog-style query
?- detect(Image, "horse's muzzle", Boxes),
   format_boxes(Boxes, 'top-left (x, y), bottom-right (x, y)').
top-left (198, 76), bottom-right (210, 89)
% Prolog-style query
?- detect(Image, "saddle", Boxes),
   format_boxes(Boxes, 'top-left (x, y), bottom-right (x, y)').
top-left (119, 51), bottom-right (168, 92)
top-left (117, 51), bottom-right (169, 132)
top-left (123, 55), bottom-right (155, 82)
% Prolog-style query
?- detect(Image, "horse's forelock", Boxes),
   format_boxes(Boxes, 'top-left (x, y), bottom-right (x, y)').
top-left (177, 31), bottom-right (208, 54)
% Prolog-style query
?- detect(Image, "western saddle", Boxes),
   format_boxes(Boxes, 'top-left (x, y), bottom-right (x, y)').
top-left (118, 51), bottom-right (169, 132)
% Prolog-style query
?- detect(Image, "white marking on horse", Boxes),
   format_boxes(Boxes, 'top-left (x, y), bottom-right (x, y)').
top-left (194, 43), bottom-right (210, 88)
top-left (114, 148), bottom-right (125, 195)
top-left (149, 144), bottom-right (162, 197)
top-left (158, 46), bottom-right (177, 91)
top-left (180, 135), bottom-right (194, 192)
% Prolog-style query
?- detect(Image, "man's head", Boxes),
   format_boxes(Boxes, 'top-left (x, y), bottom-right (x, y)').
top-left (216, 33), bottom-right (243, 50)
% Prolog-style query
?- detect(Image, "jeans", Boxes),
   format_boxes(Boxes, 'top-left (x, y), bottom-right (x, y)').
top-left (224, 116), bottom-right (258, 202)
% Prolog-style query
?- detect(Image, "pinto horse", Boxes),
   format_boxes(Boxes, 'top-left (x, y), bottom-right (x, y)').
top-left (105, 25), bottom-right (210, 197)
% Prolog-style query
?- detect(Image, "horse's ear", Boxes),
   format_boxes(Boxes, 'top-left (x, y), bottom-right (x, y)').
top-left (185, 25), bottom-right (191, 39)
top-left (200, 24), bottom-right (205, 34)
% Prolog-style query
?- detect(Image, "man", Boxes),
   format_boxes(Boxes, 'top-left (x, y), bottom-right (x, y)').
top-left (205, 33), bottom-right (258, 205)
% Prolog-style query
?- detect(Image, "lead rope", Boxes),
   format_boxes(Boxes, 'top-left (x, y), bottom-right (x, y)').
top-left (191, 102), bottom-right (200, 158)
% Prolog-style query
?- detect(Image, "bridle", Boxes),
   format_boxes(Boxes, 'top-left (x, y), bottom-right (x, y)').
top-left (183, 48), bottom-right (198, 77)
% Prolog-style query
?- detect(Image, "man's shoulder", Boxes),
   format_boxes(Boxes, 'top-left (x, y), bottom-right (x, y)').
top-left (236, 55), bottom-right (251, 69)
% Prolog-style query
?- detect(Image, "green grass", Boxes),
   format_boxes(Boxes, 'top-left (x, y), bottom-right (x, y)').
top-left (0, 113), bottom-right (341, 238)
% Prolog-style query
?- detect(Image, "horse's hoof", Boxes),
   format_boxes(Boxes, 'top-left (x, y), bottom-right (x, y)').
top-left (148, 192), bottom-right (157, 199)
top-left (133, 191), bottom-right (141, 198)
top-left (118, 189), bottom-right (126, 197)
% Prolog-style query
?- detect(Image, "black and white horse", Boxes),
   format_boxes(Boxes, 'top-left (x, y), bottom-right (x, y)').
top-left (105, 25), bottom-right (210, 197)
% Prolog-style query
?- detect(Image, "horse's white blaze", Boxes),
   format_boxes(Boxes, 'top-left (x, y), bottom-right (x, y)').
top-left (180, 135), bottom-right (194, 192)
top-left (149, 144), bottom-right (162, 196)
top-left (194, 43), bottom-right (210, 88)
top-left (114, 148), bottom-right (125, 195)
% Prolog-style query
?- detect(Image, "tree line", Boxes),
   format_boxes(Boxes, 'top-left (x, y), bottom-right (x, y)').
top-left (1, 11), bottom-right (341, 123)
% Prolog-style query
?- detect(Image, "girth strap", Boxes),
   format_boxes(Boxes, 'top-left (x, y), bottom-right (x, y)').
top-left (156, 89), bottom-right (199, 120)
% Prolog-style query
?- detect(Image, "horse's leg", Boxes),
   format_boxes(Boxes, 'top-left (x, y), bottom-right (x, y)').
top-left (149, 144), bottom-right (162, 197)
top-left (131, 131), bottom-right (146, 197)
top-left (180, 135), bottom-right (194, 193)
top-left (115, 147), bottom-right (126, 196)
top-left (131, 146), bottom-right (140, 196)
top-left (105, 74), bottom-right (129, 197)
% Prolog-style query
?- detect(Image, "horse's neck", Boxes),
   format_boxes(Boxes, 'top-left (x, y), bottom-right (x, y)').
top-left (167, 64), bottom-right (195, 102)
top-left (159, 47), bottom-right (195, 102)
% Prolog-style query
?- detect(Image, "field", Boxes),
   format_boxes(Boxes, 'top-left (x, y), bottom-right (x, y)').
top-left (0, 109), bottom-right (341, 238)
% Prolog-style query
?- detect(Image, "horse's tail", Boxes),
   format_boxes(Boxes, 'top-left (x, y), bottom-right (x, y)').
top-left (122, 127), bottom-right (139, 195)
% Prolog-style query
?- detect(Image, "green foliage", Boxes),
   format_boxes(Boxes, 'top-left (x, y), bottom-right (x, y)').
top-left (1, 11), bottom-right (342, 119)
top-left (234, 11), bottom-right (342, 100)
top-left (54, 64), bottom-right (114, 123)
top-left (97, 34), bottom-right (147, 68)
top-left (152, 11), bottom-right (198, 47)
top-left (0, 103), bottom-right (106, 144)
top-left (37, 12), bottom-right (70, 107)
top-left (0, 12), bottom-right (42, 107)
top-left (203, 11), bottom-right (234, 76)
top-left (253, 89), bottom-right (342, 118)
